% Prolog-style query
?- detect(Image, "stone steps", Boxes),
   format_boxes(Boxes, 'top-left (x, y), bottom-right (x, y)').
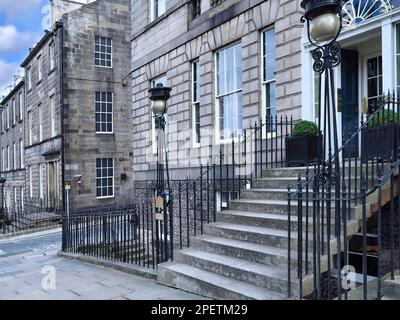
top-left (190, 234), bottom-right (312, 269)
top-left (157, 165), bottom-right (354, 300)
top-left (240, 188), bottom-right (353, 201)
top-left (217, 210), bottom-right (315, 231)
top-left (158, 262), bottom-right (289, 300)
top-left (174, 248), bottom-right (297, 294)
top-left (252, 177), bottom-right (364, 189)
top-left (203, 222), bottom-right (325, 251)
top-left (261, 165), bottom-right (370, 178)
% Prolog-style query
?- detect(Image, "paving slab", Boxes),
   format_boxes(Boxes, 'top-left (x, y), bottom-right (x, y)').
top-left (0, 233), bottom-right (209, 300)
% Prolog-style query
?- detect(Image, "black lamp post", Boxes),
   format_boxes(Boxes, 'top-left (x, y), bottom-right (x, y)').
top-left (148, 83), bottom-right (172, 263)
top-left (0, 177), bottom-right (5, 212)
top-left (300, 0), bottom-right (343, 300)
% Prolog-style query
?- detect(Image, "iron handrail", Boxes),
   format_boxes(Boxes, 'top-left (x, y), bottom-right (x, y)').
top-left (289, 94), bottom-right (396, 200)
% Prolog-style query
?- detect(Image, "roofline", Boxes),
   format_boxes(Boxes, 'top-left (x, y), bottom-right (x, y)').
top-left (20, 30), bottom-right (53, 68)
top-left (0, 80), bottom-right (25, 106)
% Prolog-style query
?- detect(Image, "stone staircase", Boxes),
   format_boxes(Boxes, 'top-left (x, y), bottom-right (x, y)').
top-left (157, 166), bottom-right (343, 300)
top-left (156, 163), bottom-right (383, 300)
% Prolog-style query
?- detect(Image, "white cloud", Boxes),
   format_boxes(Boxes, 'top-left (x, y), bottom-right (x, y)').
top-left (0, 59), bottom-right (21, 99)
top-left (0, 25), bottom-right (39, 55)
top-left (0, 0), bottom-right (42, 19)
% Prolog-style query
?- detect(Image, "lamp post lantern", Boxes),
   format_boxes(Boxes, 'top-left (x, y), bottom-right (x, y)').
top-left (148, 83), bottom-right (172, 263)
top-left (300, 0), bottom-right (343, 300)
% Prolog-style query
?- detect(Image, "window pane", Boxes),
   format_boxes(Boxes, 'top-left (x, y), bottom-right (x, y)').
top-left (217, 43), bottom-right (242, 96)
top-left (367, 58), bottom-right (377, 77)
top-left (218, 92), bottom-right (242, 140)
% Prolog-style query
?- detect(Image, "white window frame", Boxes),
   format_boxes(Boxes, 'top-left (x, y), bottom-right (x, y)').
top-left (20, 139), bottom-right (24, 169)
top-left (50, 95), bottom-right (56, 137)
top-left (150, 0), bottom-right (166, 22)
top-left (12, 99), bottom-right (16, 125)
top-left (21, 186), bottom-right (24, 212)
top-left (95, 92), bottom-right (114, 134)
top-left (28, 110), bottom-right (33, 145)
top-left (19, 91), bottom-right (23, 121)
top-left (192, 60), bottom-right (201, 148)
top-left (37, 55), bottom-right (42, 82)
top-left (6, 145), bottom-right (9, 171)
top-left (363, 54), bottom-right (383, 113)
top-left (215, 42), bottom-right (243, 145)
top-left (38, 104), bottom-right (43, 141)
top-left (14, 187), bottom-right (17, 211)
top-left (27, 67), bottom-right (32, 91)
top-left (13, 143), bottom-right (16, 170)
top-left (39, 163), bottom-right (45, 200)
top-left (94, 36), bottom-right (112, 68)
top-left (261, 27), bottom-right (277, 137)
top-left (6, 104), bottom-right (9, 129)
top-left (96, 158), bottom-right (115, 199)
top-left (49, 41), bottom-right (55, 71)
top-left (151, 75), bottom-right (168, 154)
top-left (1, 148), bottom-right (4, 172)
top-left (29, 166), bottom-right (33, 198)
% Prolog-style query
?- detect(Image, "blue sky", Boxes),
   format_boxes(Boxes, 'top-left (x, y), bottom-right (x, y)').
top-left (0, 0), bottom-right (49, 97)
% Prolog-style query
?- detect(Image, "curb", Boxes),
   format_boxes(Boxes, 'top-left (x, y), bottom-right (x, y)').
top-left (0, 226), bottom-right (62, 242)
top-left (57, 251), bottom-right (157, 280)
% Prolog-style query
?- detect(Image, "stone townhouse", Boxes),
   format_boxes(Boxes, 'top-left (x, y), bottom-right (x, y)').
top-left (0, 80), bottom-right (26, 213)
top-left (59, 0), bottom-right (134, 210)
top-left (21, 28), bottom-right (64, 212)
top-left (14, 0), bottom-right (133, 212)
top-left (130, 0), bottom-right (303, 197)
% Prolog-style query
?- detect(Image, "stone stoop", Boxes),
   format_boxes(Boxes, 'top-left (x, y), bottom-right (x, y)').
top-left (157, 166), bottom-right (359, 300)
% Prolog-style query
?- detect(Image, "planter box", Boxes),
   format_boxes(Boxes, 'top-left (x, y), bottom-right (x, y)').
top-left (361, 125), bottom-right (400, 162)
top-left (286, 134), bottom-right (322, 167)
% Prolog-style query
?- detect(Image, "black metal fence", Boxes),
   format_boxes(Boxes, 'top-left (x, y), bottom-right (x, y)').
top-left (0, 196), bottom-right (62, 235)
top-left (289, 93), bottom-right (400, 300)
top-left (61, 202), bottom-right (162, 267)
top-left (61, 116), bottom-right (294, 267)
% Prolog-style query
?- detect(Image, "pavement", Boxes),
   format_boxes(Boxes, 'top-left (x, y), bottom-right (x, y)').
top-left (0, 229), bottom-right (208, 300)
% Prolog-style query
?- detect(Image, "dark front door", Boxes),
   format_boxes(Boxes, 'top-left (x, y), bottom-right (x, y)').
top-left (341, 49), bottom-right (359, 158)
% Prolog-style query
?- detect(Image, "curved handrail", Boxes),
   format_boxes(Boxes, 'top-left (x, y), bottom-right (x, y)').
top-left (289, 94), bottom-right (396, 200)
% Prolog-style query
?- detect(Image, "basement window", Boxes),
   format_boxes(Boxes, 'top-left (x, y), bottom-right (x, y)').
top-left (216, 191), bottom-right (238, 211)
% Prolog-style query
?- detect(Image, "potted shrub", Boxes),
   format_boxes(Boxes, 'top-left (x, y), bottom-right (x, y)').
top-left (361, 109), bottom-right (400, 162)
top-left (286, 120), bottom-right (322, 167)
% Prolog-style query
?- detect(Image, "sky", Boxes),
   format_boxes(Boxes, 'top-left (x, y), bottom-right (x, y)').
top-left (0, 0), bottom-right (49, 99)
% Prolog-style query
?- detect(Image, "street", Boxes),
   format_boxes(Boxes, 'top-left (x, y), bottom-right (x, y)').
top-left (0, 229), bottom-right (207, 300)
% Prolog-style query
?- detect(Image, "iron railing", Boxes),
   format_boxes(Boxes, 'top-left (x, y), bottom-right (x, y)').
top-left (62, 116), bottom-right (294, 267)
top-left (0, 196), bottom-right (62, 235)
top-left (289, 93), bottom-right (400, 300)
top-left (61, 202), bottom-right (162, 267)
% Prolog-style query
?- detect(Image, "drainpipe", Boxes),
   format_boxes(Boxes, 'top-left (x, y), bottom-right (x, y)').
top-left (54, 20), bottom-right (65, 211)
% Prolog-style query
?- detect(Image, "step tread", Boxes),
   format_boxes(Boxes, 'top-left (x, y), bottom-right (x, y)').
top-left (160, 262), bottom-right (288, 300)
top-left (195, 234), bottom-right (289, 258)
top-left (207, 222), bottom-right (293, 237)
top-left (219, 210), bottom-right (299, 222)
top-left (230, 199), bottom-right (296, 205)
top-left (179, 247), bottom-right (293, 279)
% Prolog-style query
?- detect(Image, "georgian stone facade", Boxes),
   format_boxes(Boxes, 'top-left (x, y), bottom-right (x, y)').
top-left (21, 29), bottom-right (63, 211)
top-left (130, 0), bottom-right (303, 182)
top-left (61, 0), bottom-right (134, 210)
top-left (0, 81), bottom-right (26, 212)
top-left (1, 0), bottom-right (133, 212)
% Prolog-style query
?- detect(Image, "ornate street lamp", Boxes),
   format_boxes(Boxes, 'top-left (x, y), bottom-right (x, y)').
top-left (148, 83), bottom-right (172, 263)
top-left (300, 0), bottom-right (343, 300)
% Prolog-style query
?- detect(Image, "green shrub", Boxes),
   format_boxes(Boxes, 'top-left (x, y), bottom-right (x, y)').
top-left (292, 120), bottom-right (319, 137)
top-left (370, 109), bottom-right (399, 126)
